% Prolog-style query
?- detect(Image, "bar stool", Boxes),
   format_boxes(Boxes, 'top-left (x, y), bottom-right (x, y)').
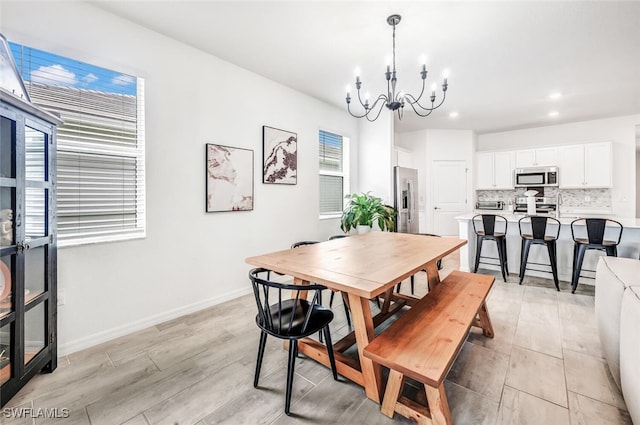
top-left (518, 216), bottom-right (561, 291)
top-left (570, 218), bottom-right (623, 293)
top-left (472, 214), bottom-right (509, 282)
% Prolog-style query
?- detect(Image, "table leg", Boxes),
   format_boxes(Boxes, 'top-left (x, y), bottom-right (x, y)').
top-left (348, 292), bottom-right (383, 403)
top-left (293, 277), bottom-right (309, 300)
top-left (285, 277), bottom-right (310, 350)
top-left (425, 261), bottom-right (441, 290)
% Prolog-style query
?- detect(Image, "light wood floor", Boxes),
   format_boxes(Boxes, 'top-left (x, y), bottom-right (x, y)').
top-left (3, 254), bottom-right (633, 425)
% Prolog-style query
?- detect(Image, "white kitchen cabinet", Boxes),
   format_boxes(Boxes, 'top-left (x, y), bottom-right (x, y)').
top-left (477, 151), bottom-right (514, 189)
top-left (394, 147), bottom-right (413, 168)
top-left (514, 147), bottom-right (558, 167)
top-left (559, 142), bottom-right (611, 188)
top-left (584, 143), bottom-right (612, 187)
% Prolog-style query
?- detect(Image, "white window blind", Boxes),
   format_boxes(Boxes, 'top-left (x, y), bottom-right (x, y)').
top-left (11, 43), bottom-right (145, 246)
top-left (319, 130), bottom-right (347, 215)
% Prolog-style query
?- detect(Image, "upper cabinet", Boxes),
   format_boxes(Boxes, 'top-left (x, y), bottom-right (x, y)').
top-left (514, 147), bottom-right (558, 168)
top-left (477, 151), bottom-right (514, 190)
top-left (559, 142), bottom-right (612, 188)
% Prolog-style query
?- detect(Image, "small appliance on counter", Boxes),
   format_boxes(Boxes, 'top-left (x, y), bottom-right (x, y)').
top-left (514, 196), bottom-right (558, 215)
top-left (476, 200), bottom-right (504, 211)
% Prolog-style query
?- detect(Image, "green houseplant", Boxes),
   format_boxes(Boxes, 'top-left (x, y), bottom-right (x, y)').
top-left (340, 192), bottom-right (396, 233)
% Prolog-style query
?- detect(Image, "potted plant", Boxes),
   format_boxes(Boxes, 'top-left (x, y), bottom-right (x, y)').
top-left (340, 192), bottom-right (396, 234)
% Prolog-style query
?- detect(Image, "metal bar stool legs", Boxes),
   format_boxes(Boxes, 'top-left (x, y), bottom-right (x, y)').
top-left (546, 240), bottom-right (560, 290)
top-left (518, 238), bottom-right (560, 291)
top-left (473, 235), bottom-right (484, 274)
top-left (518, 216), bottom-right (561, 291)
top-left (472, 214), bottom-right (509, 283)
top-left (570, 218), bottom-right (623, 294)
top-left (474, 234), bottom-right (508, 282)
top-left (495, 236), bottom-right (508, 282)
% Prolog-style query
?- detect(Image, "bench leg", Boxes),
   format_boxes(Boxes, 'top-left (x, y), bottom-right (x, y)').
top-left (477, 300), bottom-right (495, 338)
top-left (425, 383), bottom-right (452, 425)
top-left (381, 369), bottom-right (404, 417)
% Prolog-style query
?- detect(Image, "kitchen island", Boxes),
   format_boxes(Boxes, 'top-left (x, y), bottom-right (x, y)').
top-left (456, 213), bottom-right (640, 285)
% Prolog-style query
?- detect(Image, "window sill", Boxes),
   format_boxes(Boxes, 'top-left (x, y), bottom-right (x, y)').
top-left (58, 232), bottom-right (146, 248)
top-left (319, 213), bottom-right (342, 220)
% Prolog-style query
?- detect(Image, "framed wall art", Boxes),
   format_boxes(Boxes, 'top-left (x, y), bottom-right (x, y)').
top-left (206, 144), bottom-right (254, 212)
top-left (262, 126), bottom-right (297, 184)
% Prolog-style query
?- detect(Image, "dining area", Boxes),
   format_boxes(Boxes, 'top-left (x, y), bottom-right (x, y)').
top-left (1, 230), bottom-right (630, 424)
top-left (245, 232), bottom-right (496, 424)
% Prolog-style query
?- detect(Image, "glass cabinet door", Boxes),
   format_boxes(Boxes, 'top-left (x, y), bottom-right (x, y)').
top-left (22, 120), bottom-right (54, 368)
top-left (0, 112), bottom-right (17, 390)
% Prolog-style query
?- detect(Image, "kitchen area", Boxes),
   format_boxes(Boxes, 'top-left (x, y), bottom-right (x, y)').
top-left (457, 139), bottom-right (640, 289)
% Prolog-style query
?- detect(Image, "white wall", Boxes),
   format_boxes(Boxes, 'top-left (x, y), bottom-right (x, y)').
top-left (477, 115), bottom-right (640, 218)
top-left (357, 115), bottom-right (394, 203)
top-left (2, 1), bottom-right (359, 354)
top-left (637, 150), bottom-right (640, 217)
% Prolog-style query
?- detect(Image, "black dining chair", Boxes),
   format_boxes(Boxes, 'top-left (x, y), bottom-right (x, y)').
top-left (291, 241), bottom-right (352, 329)
top-left (570, 218), bottom-right (623, 293)
top-left (250, 268), bottom-right (339, 415)
top-left (518, 216), bottom-right (561, 291)
top-left (472, 214), bottom-right (509, 282)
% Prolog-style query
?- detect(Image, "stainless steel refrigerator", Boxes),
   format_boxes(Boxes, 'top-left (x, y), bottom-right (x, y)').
top-left (394, 166), bottom-right (419, 233)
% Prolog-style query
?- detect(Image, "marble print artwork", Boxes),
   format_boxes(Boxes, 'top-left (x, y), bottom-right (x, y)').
top-left (262, 126), bottom-right (297, 184)
top-left (206, 144), bottom-right (253, 212)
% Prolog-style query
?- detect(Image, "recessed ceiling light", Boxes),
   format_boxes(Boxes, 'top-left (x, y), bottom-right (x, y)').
top-left (548, 111), bottom-right (559, 117)
top-left (449, 111), bottom-right (459, 118)
top-left (549, 92), bottom-right (562, 100)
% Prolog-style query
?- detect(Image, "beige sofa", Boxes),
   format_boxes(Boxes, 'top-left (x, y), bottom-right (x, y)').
top-left (595, 257), bottom-right (640, 424)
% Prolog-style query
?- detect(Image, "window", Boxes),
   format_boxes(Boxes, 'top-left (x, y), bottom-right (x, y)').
top-left (319, 130), bottom-right (349, 216)
top-left (10, 42), bottom-right (145, 246)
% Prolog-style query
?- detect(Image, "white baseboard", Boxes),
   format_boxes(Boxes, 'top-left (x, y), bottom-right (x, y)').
top-left (58, 287), bottom-right (253, 356)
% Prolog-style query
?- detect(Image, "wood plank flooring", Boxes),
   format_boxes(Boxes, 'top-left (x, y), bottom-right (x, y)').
top-left (2, 254), bottom-right (633, 425)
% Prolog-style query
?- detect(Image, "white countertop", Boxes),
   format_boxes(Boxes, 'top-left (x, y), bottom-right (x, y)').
top-left (458, 212), bottom-right (640, 228)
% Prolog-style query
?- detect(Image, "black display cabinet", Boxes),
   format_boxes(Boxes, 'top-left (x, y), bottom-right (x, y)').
top-left (0, 86), bottom-right (61, 406)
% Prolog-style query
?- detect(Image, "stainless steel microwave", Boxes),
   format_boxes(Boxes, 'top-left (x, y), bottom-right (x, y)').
top-left (514, 166), bottom-right (559, 187)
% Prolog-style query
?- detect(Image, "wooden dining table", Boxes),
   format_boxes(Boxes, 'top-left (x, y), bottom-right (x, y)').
top-left (245, 232), bottom-right (467, 403)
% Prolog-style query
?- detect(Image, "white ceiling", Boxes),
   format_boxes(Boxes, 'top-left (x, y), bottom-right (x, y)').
top-left (93, 1), bottom-right (640, 134)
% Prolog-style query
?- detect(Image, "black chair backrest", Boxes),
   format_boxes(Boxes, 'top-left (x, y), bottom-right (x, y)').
top-left (472, 214), bottom-right (508, 236)
top-left (518, 216), bottom-right (561, 240)
top-left (328, 234), bottom-right (349, 240)
top-left (570, 218), bottom-right (623, 245)
top-left (291, 241), bottom-right (319, 249)
top-left (249, 268), bottom-right (326, 337)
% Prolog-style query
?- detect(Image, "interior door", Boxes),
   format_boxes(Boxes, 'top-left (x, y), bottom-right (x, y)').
top-left (432, 160), bottom-right (468, 236)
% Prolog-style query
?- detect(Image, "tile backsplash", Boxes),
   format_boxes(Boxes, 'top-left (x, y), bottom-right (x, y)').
top-left (477, 187), bottom-right (612, 208)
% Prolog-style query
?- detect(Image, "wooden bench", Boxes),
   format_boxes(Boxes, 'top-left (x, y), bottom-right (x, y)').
top-left (363, 271), bottom-right (495, 425)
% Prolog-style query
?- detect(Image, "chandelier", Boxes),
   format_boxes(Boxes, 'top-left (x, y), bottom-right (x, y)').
top-left (346, 14), bottom-right (448, 121)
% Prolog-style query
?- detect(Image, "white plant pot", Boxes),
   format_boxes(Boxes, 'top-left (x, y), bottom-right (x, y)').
top-left (357, 225), bottom-right (371, 234)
